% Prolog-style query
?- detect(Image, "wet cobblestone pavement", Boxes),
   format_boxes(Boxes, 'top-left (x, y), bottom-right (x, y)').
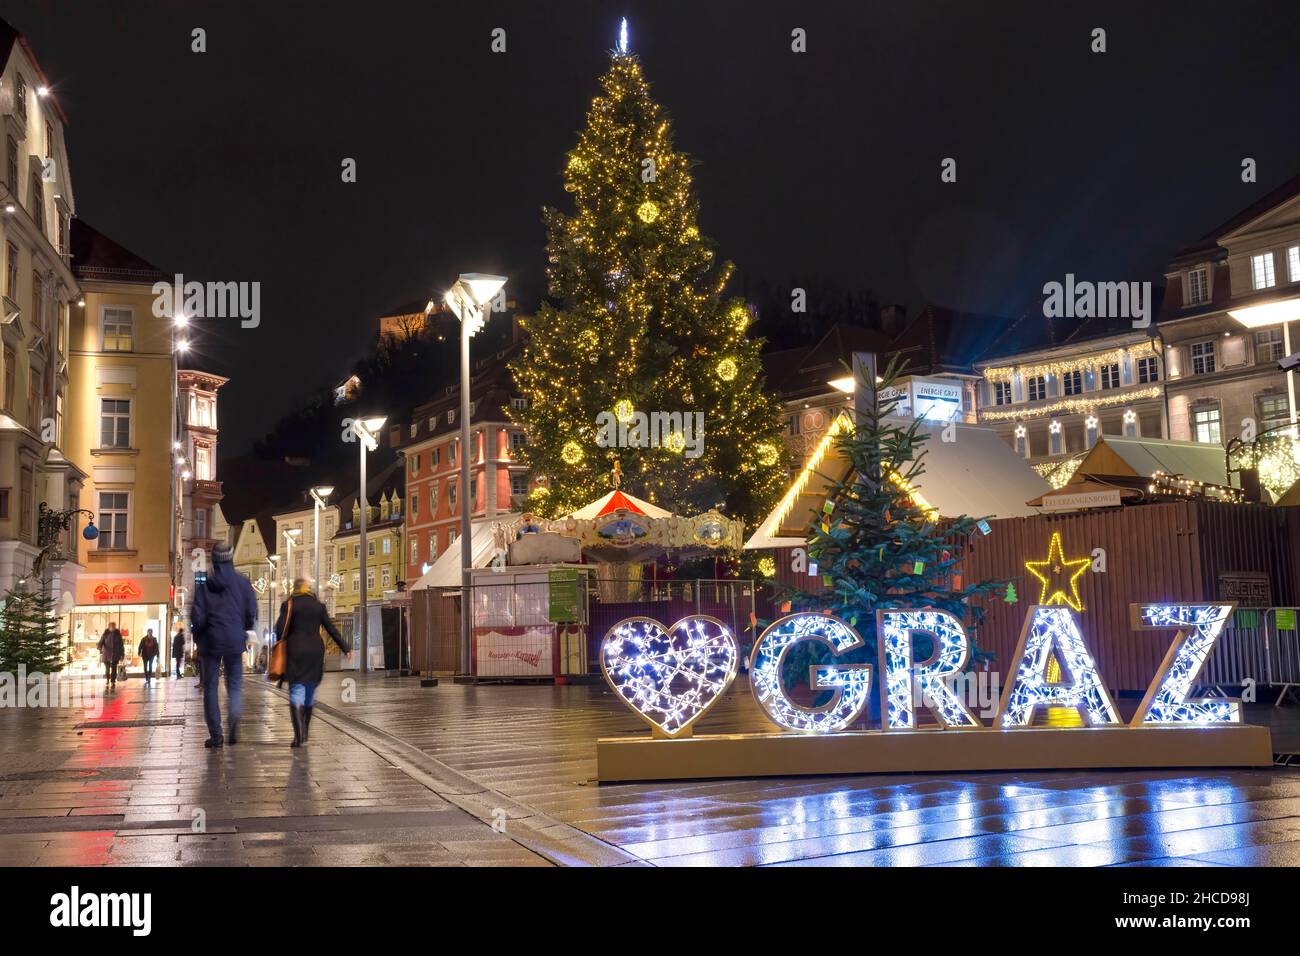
top-left (3, 670), bottom-right (1299, 866)
top-left (0, 673), bottom-right (551, 866)
top-left (303, 673), bottom-right (1300, 867)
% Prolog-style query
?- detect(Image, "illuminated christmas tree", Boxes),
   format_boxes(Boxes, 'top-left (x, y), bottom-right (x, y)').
top-left (510, 22), bottom-right (788, 526)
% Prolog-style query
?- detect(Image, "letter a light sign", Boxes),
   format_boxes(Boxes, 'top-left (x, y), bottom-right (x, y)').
top-left (595, 604), bottom-right (1272, 782)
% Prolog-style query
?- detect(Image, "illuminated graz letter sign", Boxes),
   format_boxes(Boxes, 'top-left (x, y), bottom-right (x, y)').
top-left (599, 603), bottom-right (1241, 735)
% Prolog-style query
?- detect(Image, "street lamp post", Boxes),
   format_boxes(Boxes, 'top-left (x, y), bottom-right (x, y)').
top-left (283, 528), bottom-right (301, 588)
top-left (266, 555), bottom-right (279, 644)
top-left (309, 486), bottom-right (334, 591)
top-left (352, 416), bottom-right (385, 673)
top-left (443, 273), bottom-right (507, 678)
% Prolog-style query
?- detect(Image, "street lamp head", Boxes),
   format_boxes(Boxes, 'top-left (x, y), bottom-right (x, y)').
top-left (1229, 297), bottom-right (1300, 328)
top-left (454, 273), bottom-right (507, 309)
top-left (174, 313), bottom-right (189, 328)
top-left (176, 338), bottom-right (190, 353)
top-left (268, 555), bottom-right (279, 564)
top-left (361, 416), bottom-right (387, 434)
top-left (284, 528), bottom-right (301, 541)
top-left (311, 485), bottom-right (335, 504)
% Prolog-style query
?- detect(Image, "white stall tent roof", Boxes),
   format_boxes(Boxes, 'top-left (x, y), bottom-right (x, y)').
top-left (745, 418), bottom-right (1048, 550)
top-left (410, 515), bottom-right (517, 590)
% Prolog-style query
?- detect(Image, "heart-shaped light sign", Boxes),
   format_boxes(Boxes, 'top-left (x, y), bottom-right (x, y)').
top-left (600, 615), bottom-right (739, 738)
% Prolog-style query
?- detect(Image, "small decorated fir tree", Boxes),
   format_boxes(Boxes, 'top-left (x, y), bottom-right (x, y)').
top-left (792, 356), bottom-right (1003, 672)
top-left (0, 588), bottom-right (65, 673)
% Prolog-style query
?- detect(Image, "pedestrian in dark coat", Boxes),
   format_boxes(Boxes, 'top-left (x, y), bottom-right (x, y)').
top-left (274, 579), bottom-right (351, 747)
top-left (171, 626), bottom-right (186, 678)
top-left (191, 543), bottom-right (258, 748)
top-left (97, 623), bottom-right (124, 689)
top-left (138, 630), bottom-right (159, 685)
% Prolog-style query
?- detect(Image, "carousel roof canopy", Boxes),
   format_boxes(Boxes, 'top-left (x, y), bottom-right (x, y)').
top-left (745, 416), bottom-right (1047, 550)
top-left (568, 489), bottom-right (673, 520)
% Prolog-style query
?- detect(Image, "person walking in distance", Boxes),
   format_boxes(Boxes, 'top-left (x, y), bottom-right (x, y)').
top-left (138, 629), bottom-right (159, 686)
top-left (190, 542), bottom-right (258, 748)
top-left (274, 578), bottom-right (351, 748)
top-left (171, 624), bottom-right (186, 678)
top-left (97, 621), bottom-right (124, 691)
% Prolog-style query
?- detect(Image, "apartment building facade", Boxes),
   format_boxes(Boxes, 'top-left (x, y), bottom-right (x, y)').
top-left (974, 328), bottom-right (1167, 477)
top-left (1157, 174), bottom-right (1300, 452)
top-left (66, 221), bottom-right (175, 672)
top-left (400, 352), bottom-right (529, 584)
top-left (0, 22), bottom-right (83, 612)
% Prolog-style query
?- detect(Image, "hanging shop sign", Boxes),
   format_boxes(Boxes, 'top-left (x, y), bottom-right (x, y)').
top-left (595, 603), bottom-right (1273, 780)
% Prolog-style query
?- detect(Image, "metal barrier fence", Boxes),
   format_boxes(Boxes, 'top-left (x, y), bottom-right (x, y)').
top-left (1201, 607), bottom-right (1300, 704)
top-left (409, 577), bottom-right (758, 678)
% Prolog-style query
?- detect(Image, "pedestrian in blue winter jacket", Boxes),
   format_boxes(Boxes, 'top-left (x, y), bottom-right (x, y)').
top-left (190, 542), bottom-right (258, 748)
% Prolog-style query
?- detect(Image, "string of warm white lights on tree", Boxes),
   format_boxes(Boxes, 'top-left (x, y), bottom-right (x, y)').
top-left (509, 26), bottom-right (787, 525)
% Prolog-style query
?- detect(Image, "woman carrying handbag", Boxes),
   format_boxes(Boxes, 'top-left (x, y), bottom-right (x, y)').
top-left (271, 578), bottom-right (352, 747)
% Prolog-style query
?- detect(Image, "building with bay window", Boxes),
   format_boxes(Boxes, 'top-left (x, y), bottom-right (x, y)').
top-left (0, 20), bottom-right (83, 611)
top-left (66, 221), bottom-right (175, 673)
top-left (177, 368), bottom-right (227, 610)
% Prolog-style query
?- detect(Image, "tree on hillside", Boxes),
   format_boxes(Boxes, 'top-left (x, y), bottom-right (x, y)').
top-left (510, 40), bottom-right (788, 526)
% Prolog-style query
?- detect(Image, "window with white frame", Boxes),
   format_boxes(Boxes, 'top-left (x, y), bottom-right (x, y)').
top-left (1062, 370), bottom-right (1083, 396)
top-left (102, 308), bottom-right (134, 351)
top-left (97, 491), bottom-right (129, 549)
top-left (1256, 328), bottom-right (1284, 363)
top-left (1190, 340), bottom-right (1215, 375)
top-left (430, 484), bottom-right (438, 514)
top-left (382, 566), bottom-right (391, 588)
top-left (510, 431), bottom-right (528, 451)
top-left (381, 537), bottom-right (391, 555)
top-left (1251, 252), bottom-right (1276, 290)
top-left (1289, 246), bottom-right (1300, 283)
top-left (449, 482), bottom-right (457, 508)
top-left (367, 568), bottom-right (375, 591)
top-left (1192, 403), bottom-right (1222, 444)
top-left (352, 572), bottom-right (359, 592)
top-left (510, 397), bottom-right (529, 410)
top-left (1027, 376), bottom-right (1047, 401)
top-left (410, 539), bottom-right (418, 564)
top-left (992, 381), bottom-right (1011, 405)
top-left (1186, 268), bottom-right (1209, 304)
top-left (1258, 393), bottom-right (1290, 433)
top-left (99, 398), bottom-right (130, 448)
top-left (510, 473), bottom-right (529, 497)
top-left (1137, 355), bottom-right (1159, 383)
top-left (1100, 363), bottom-right (1121, 390)
top-left (195, 445), bottom-right (211, 481)
top-left (195, 507), bottom-right (208, 540)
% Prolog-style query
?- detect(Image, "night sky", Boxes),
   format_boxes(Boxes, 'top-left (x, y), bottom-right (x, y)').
top-left (9, 0), bottom-right (1300, 454)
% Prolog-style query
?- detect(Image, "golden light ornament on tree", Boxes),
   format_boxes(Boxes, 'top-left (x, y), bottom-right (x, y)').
top-left (757, 556), bottom-right (776, 578)
top-left (561, 441), bottom-right (584, 465)
top-left (636, 200), bottom-right (660, 223)
top-left (613, 399), bottom-right (635, 424)
top-left (756, 442), bottom-right (779, 467)
top-left (715, 357), bottom-right (738, 381)
top-left (665, 431), bottom-right (686, 454)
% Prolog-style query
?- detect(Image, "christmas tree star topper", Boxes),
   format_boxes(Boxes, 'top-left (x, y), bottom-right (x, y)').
top-left (617, 17), bottom-right (629, 55)
top-left (1024, 532), bottom-right (1091, 612)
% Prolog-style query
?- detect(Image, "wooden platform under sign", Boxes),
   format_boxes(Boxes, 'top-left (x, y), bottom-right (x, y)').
top-left (596, 724), bottom-right (1274, 782)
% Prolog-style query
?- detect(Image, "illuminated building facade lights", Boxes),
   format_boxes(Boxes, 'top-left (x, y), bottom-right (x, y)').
top-left (1133, 604), bottom-right (1240, 725)
top-left (878, 610), bottom-right (981, 730)
top-left (600, 615), bottom-right (738, 737)
top-left (750, 613), bottom-right (873, 732)
top-left (980, 386), bottom-right (1163, 422)
top-left (998, 606), bottom-right (1121, 727)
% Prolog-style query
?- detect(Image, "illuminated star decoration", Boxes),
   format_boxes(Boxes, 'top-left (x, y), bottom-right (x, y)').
top-left (616, 16), bottom-right (629, 55)
top-left (600, 615), bottom-right (738, 737)
top-left (1134, 604), bottom-right (1239, 725)
top-left (1024, 532), bottom-right (1091, 611)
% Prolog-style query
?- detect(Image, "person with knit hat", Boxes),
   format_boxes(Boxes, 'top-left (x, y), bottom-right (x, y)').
top-left (190, 541), bottom-right (258, 748)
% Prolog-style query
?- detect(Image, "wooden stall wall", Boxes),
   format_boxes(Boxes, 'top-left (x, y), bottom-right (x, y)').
top-left (409, 588), bottom-right (461, 674)
top-left (762, 503), bottom-right (1300, 693)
